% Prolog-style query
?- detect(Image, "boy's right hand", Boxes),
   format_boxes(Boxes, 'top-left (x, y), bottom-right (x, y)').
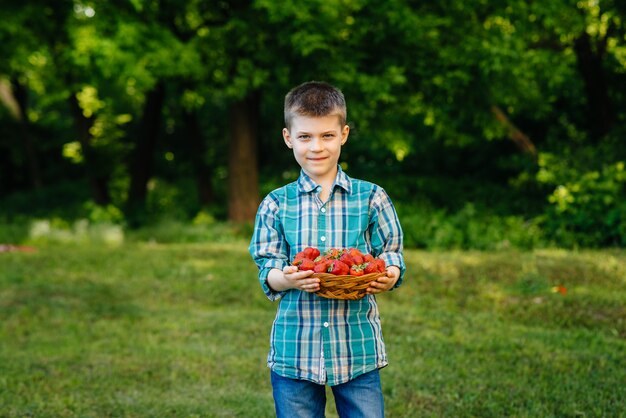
top-left (267, 266), bottom-right (320, 293)
top-left (267, 266), bottom-right (319, 293)
top-left (282, 266), bottom-right (319, 292)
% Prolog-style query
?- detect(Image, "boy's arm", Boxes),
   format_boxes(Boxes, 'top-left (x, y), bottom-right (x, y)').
top-left (249, 194), bottom-right (320, 299)
top-left (368, 187), bottom-right (406, 290)
top-left (249, 195), bottom-right (290, 300)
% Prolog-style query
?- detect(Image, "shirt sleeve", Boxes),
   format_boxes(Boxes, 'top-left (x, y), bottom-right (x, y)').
top-left (369, 187), bottom-right (406, 289)
top-left (249, 193), bottom-right (289, 301)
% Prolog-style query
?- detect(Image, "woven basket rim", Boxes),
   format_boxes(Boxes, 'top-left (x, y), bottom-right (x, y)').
top-left (311, 272), bottom-right (386, 281)
top-left (312, 272), bottom-right (387, 300)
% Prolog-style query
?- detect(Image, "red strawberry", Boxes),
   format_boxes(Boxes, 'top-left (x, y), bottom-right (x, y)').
top-left (374, 258), bottom-right (386, 273)
top-left (328, 260), bottom-right (350, 275)
top-left (303, 247), bottom-right (320, 260)
top-left (349, 264), bottom-right (364, 276)
top-left (325, 248), bottom-right (343, 259)
top-left (339, 252), bottom-right (355, 267)
top-left (363, 254), bottom-right (375, 263)
top-left (314, 260), bottom-right (330, 273)
top-left (348, 249), bottom-right (364, 264)
top-left (292, 255), bottom-right (306, 266)
top-left (363, 262), bottom-right (378, 274)
top-left (299, 259), bottom-right (316, 271)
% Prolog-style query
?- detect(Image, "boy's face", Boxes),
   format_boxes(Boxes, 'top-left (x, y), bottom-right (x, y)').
top-left (283, 114), bottom-right (349, 184)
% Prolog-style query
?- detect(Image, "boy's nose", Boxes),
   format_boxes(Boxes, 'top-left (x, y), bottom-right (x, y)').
top-left (310, 138), bottom-right (324, 151)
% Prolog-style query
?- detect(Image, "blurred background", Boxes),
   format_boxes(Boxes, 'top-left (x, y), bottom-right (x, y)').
top-left (2, 0), bottom-right (626, 249)
top-left (2, 2), bottom-right (626, 417)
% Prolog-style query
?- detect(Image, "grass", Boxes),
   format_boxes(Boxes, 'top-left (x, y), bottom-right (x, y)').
top-left (0, 242), bottom-right (625, 417)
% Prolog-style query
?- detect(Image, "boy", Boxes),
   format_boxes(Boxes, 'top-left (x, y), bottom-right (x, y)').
top-left (249, 81), bottom-right (405, 417)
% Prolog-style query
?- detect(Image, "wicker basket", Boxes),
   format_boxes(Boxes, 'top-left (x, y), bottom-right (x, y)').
top-left (313, 272), bottom-right (387, 300)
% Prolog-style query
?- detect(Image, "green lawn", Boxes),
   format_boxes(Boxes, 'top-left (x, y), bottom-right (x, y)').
top-left (1, 242), bottom-right (624, 417)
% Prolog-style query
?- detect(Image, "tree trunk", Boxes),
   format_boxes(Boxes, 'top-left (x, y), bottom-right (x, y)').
top-left (573, 32), bottom-right (614, 139)
top-left (126, 82), bottom-right (165, 221)
top-left (6, 79), bottom-right (43, 189)
top-left (228, 93), bottom-right (260, 223)
top-left (68, 93), bottom-right (111, 205)
top-left (182, 109), bottom-right (214, 206)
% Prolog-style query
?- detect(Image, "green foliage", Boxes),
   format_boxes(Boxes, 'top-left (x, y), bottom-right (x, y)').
top-left (0, 219), bottom-right (29, 243)
top-left (125, 219), bottom-right (250, 245)
top-left (398, 202), bottom-right (545, 251)
top-left (26, 218), bottom-right (125, 246)
top-left (1, 243), bottom-right (624, 416)
top-left (82, 201), bottom-right (125, 224)
top-left (0, 180), bottom-right (92, 220)
top-left (538, 154), bottom-right (626, 247)
top-left (2, 0), bottom-right (626, 248)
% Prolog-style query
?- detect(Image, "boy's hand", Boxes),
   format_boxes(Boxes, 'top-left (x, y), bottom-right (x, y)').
top-left (283, 266), bottom-right (319, 292)
top-left (267, 266), bottom-right (319, 293)
top-left (366, 266), bottom-right (400, 295)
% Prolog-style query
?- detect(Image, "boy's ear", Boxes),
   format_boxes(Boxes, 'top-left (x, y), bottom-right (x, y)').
top-left (341, 124), bottom-right (350, 145)
top-left (282, 128), bottom-right (293, 149)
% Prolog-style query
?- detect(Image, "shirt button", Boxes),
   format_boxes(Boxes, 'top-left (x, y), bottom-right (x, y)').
top-left (323, 322), bottom-right (329, 328)
top-left (320, 236), bottom-right (326, 242)
top-left (320, 207), bottom-right (326, 213)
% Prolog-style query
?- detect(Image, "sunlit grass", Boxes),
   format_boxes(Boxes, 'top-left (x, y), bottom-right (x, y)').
top-left (0, 243), bottom-right (624, 417)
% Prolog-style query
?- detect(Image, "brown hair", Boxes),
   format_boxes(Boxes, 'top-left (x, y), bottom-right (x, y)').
top-left (284, 81), bottom-right (347, 130)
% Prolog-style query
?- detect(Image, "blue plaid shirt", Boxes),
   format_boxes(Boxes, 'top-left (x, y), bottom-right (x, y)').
top-left (249, 166), bottom-right (405, 386)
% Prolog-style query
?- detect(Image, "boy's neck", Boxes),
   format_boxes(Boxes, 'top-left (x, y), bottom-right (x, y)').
top-left (318, 181), bottom-right (333, 202)
top-left (306, 166), bottom-right (338, 202)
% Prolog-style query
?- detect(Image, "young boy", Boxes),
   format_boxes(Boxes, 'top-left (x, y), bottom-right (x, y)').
top-left (249, 81), bottom-right (405, 417)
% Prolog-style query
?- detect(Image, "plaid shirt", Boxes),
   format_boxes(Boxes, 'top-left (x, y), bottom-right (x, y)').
top-left (249, 166), bottom-right (405, 386)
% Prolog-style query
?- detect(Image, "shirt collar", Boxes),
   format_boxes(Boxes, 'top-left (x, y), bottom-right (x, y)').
top-left (297, 165), bottom-right (352, 195)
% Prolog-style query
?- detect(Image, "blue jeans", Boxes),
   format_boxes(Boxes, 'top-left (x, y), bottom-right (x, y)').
top-left (270, 369), bottom-right (384, 418)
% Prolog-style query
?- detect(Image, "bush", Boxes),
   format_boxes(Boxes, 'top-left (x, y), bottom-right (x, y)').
top-left (398, 202), bottom-right (545, 250)
top-left (125, 217), bottom-right (251, 244)
top-left (0, 218), bottom-right (30, 243)
top-left (25, 218), bottom-right (125, 246)
top-left (538, 158), bottom-right (626, 247)
top-left (0, 180), bottom-right (91, 220)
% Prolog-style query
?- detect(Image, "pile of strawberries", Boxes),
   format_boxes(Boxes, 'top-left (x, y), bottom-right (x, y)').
top-left (292, 247), bottom-right (386, 276)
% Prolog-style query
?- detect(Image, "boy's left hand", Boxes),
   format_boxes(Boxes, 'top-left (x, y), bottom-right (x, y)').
top-left (366, 266), bottom-right (401, 295)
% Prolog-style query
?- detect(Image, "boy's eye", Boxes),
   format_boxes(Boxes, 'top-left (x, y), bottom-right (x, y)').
top-left (298, 135), bottom-right (310, 140)
top-left (323, 133), bottom-right (335, 138)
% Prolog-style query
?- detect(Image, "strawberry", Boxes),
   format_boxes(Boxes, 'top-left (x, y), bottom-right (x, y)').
top-left (374, 258), bottom-right (386, 273)
top-left (363, 254), bottom-right (375, 263)
top-left (303, 247), bottom-right (321, 260)
top-left (325, 248), bottom-right (343, 259)
top-left (348, 248), bottom-right (364, 265)
top-left (363, 261), bottom-right (378, 274)
top-left (339, 252), bottom-right (355, 267)
top-left (299, 259), bottom-right (316, 271)
top-left (349, 264), bottom-right (365, 276)
top-left (348, 247), bottom-right (364, 257)
top-left (314, 260), bottom-right (330, 273)
top-left (292, 255), bottom-right (306, 266)
top-left (328, 260), bottom-right (350, 275)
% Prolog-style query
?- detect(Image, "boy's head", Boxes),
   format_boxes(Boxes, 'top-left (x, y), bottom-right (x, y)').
top-left (282, 81), bottom-right (350, 185)
top-left (284, 81), bottom-right (347, 131)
